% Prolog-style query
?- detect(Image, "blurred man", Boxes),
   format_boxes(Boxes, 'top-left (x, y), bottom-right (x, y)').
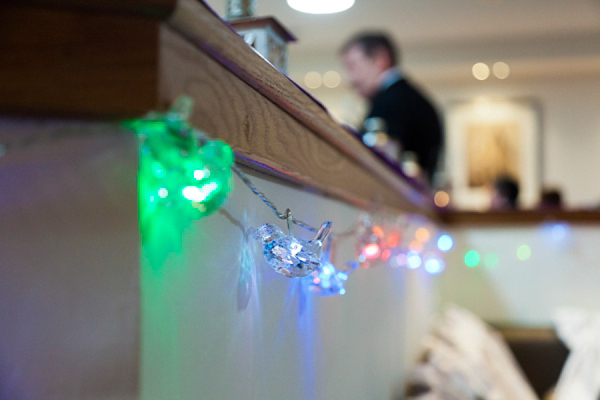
top-left (340, 32), bottom-right (442, 184)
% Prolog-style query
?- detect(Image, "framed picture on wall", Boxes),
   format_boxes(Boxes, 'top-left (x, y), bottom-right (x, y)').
top-left (445, 98), bottom-right (541, 210)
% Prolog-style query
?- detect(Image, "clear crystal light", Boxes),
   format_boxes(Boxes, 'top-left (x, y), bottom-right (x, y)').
top-left (254, 221), bottom-right (332, 278)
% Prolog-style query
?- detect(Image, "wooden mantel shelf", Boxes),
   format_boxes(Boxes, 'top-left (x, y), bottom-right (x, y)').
top-left (440, 209), bottom-right (600, 226)
top-left (0, 0), bottom-right (437, 218)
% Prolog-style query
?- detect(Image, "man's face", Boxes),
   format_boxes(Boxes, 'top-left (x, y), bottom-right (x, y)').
top-left (341, 44), bottom-right (385, 99)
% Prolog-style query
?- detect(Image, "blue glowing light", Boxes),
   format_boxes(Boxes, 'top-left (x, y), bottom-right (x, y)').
top-left (424, 257), bottom-right (445, 275)
top-left (550, 223), bottom-right (570, 242)
top-left (407, 251), bottom-right (422, 269)
top-left (437, 234), bottom-right (454, 252)
top-left (308, 262), bottom-right (353, 296)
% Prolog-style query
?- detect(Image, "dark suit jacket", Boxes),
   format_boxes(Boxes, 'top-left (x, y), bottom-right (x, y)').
top-left (366, 78), bottom-right (443, 181)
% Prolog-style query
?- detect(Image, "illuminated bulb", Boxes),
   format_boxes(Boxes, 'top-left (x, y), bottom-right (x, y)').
top-left (158, 187), bottom-right (169, 198)
top-left (193, 168), bottom-right (209, 180)
top-left (363, 243), bottom-right (381, 260)
top-left (424, 257), bottom-right (445, 275)
top-left (372, 225), bottom-right (384, 238)
top-left (386, 232), bottom-right (399, 248)
top-left (437, 234), bottom-right (454, 252)
top-left (323, 70), bottom-right (341, 88)
top-left (254, 221), bottom-right (332, 278)
top-left (464, 250), bottom-right (480, 268)
top-left (472, 62), bottom-right (490, 80)
top-left (363, 132), bottom-right (378, 147)
top-left (493, 62), bottom-right (510, 79)
top-left (182, 182), bottom-right (219, 202)
top-left (287, 0), bottom-right (355, 14)
top-left (407, 251), bottom-right (422, 269)
top-left (381, 249), bottom-right (391, 262)
top-left (434, 190), bottom-right (450, 207)
top-left (415, 227), bottom-right (431, 243)
top-left (304, 71), bottom-right (322, 89)
top-left (308, 263), bottom-right (354, 296)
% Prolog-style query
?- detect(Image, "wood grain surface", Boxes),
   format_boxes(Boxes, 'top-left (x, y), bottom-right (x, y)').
top-left (0, 5), bottom-right (160, 117)
top-left (6, 0), bottom-right (176, 17)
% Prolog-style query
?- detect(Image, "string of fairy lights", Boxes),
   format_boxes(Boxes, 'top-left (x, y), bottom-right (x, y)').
top-left (129, 96), bottom-right (458, 296)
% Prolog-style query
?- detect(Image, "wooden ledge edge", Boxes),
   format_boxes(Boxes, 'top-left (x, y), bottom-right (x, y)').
top-left (9, 0), bottom-right (178, 18)
top-left (440, 209), bottom-right (600, 226)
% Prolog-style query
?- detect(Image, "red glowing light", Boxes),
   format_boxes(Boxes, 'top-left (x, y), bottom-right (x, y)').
top-left (386, 232), bottom-right (399, 247)
top-left (372, 225), bottom-right (384, 238)
top-left (362, 243), bottom-right (381, 259)
top-left (381, 249), bottom-right (391, 261)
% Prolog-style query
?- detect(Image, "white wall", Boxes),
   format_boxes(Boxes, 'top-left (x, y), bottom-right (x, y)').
top-left (437, 224), bottom-right (600, 325)
top-left (139, 169), bottom-right (436, 400)
top-left (0, 119), bottom-right (139, 400)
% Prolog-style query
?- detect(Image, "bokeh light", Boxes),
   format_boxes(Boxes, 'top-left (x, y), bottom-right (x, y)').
top-left (484, 252), bottom-right (499, 268)
top-left (464, 250), bottom-right (480, 267)
top-left (415, 227), bottom-right (431, 243)
top-left (434, 190), bottom-right (450, 207)
top-left (363, 243), bottom-right (381, 260)
top-left (323, 70), bottom-right (341, 88)
top-left (517, 244), bottom-right (531, 260)
top-left (437, 234), bottom-right (454, 252)
top-left (472, 62), bottom-right (490, 80)
top-left (492, 62), bottom-right (510, 79)
top-left (391, 253), bottom-right (407, 268)
top-left (407, 251), bottom-right (422, 269)
top-left (424, 257), bottom-right (445, 275)
top-left (304, 71), bottom-right (322, 89)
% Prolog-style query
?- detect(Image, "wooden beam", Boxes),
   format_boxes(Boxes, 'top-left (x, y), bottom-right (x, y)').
top-left (440, 209), bottom-right (600, 226)
top-left (6, 0), bottom-right (177, 17)
top-left (0, 5), bottom-right (160, 117)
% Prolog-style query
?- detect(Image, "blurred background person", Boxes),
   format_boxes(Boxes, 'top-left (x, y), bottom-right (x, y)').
top-left (490, 175), bottom-right (520, 210)
top-left (340, 31), bottom-right (443, 185)
top-left (539, 188), bottom-right (563, 210)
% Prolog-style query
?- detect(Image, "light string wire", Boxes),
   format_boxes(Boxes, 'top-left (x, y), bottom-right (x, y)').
top-left (231, 164), bottom-right (319, 233)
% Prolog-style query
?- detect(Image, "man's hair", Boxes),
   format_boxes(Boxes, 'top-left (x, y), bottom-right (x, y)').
top-left (340, 32), bottom-right (399, 66)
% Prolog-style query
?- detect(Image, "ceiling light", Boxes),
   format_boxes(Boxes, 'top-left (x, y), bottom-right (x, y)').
top-left (304, 71), bottom-right (322, 89)
top-left (472, 62), bottom-right (490, 80)
top-left (323, 70), bottom-right (341, 88)
top-left (287, 0), bottom-right (355, 14)
top-left (493, 61), bottom-right (510, 79)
